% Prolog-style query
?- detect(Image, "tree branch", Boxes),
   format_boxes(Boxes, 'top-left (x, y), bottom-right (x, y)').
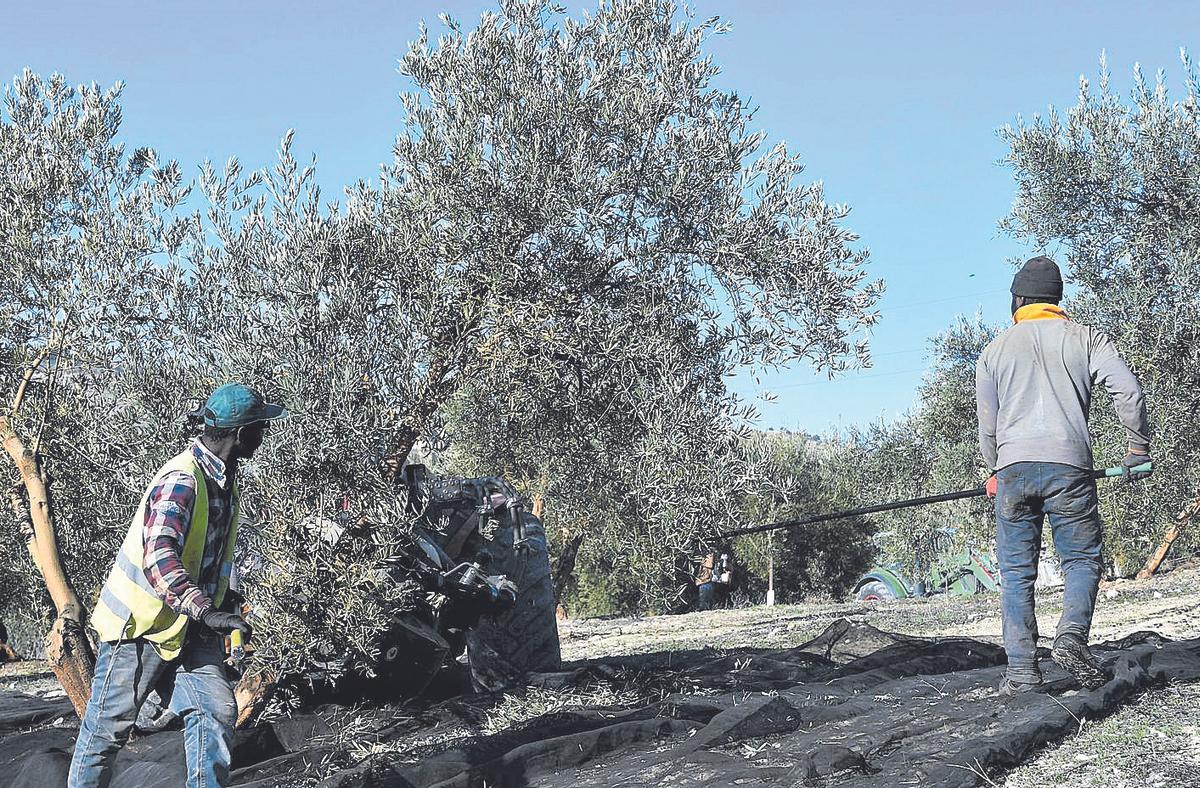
top-left (10, 344), bottom-right (52, 417)
top-left (0, 414), bottom-right (84, 622)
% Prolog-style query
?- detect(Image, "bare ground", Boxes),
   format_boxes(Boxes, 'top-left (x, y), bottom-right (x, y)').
top-left (558, 560), bottom-right (1200, 786)
top-left (4, 562), bottom-right (1198, 785)
top-left (560, 563), bottom-right (1200, 663)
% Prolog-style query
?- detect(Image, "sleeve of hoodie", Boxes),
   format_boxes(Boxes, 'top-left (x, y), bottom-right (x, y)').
top-left (975, 351), bottom-right (999, 472)
top-left (1089, 330), bottom-right (1151, 451)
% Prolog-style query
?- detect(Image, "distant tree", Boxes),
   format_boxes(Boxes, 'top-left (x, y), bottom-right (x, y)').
top-left (908, 317), bottom-right (999, 550)
top-left (831, 418), bottom-right (940, 579)
top-left (811, 318), bottom-right (997, 582)
top-left (1000, 51), bottom-right (1200, 572)
top-left (734, 432), bottom-right (875, 603)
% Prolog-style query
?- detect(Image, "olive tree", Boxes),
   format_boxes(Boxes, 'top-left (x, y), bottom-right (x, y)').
top-left (815, 318), bottom-right (997, 581)
top-left (0, 71), bottom-right (412, 709)
top-left (0, 70), bottom-right (199, 709)
top-left (183, 0), bottom-right (885, 696)
top-left (357, 0), bottom-right (880, 610)
top-left (1000, 50), bottom-right (1200, 571)
top-left (3, 0), bottom-right (883, 707)
top-left (905, 317), bottom-right (999, 557)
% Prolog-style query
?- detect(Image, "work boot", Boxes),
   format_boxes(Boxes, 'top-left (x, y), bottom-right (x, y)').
top-left (1052, 632), bottom-right (1111, 690)
top-left (998, 675), bottom-right (1044, 697)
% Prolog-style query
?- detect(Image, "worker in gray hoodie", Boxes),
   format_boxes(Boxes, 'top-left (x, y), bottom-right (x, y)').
top-left (976, 256), bottom-right (1152, 695)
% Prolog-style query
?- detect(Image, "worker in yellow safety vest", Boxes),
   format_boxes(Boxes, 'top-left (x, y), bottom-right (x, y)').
top-left (69, 383), bottom-right (287, 788)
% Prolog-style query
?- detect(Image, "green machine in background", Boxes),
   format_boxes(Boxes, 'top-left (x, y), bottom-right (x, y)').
top-left (720, 461), bottom-right (1150, 605)
top-left (855, 548), bottom-right (1001, 602)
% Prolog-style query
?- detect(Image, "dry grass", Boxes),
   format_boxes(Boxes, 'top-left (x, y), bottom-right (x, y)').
top-left (481, 682), bottom-right (645, 735)
top-left (1003, 680), bottom-right (1200, 787)
top-left (0, 659), bottom-right (63, 697)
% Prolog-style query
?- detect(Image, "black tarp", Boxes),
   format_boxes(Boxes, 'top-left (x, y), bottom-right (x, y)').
top-left (3, 620), bottom-right (1198, 787)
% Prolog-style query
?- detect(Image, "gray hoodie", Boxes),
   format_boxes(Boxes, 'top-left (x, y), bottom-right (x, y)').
top-left (975, 309), bottom-right (1150, 471)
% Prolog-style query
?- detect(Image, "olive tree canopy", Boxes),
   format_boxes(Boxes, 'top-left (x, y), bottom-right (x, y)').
top-left (170, 0), bottom-right (883, 666)
top-left (1000, 51), bottom-right (1200, 570)
top-left (382, 0), bottom-right (881, 389)
top-left (357, 0), bottom-right (882, 607)
top-left (2, 0), bottom-right (882, 687)
top-left (0, 71), bottom-right (198, 657)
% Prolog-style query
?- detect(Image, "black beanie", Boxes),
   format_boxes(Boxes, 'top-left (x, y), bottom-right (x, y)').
top-left (1010, 255), bottom-right (1063, 300)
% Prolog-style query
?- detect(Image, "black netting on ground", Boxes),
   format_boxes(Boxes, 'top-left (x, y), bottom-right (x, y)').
top-left (2, 620), bottom-right (1198, 787)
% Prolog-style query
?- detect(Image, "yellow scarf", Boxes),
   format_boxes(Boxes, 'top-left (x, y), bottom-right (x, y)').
top-left (1013, 303), bottom-right (1068, 324)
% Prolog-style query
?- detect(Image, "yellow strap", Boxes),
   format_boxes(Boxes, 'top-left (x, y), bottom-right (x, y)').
top-left (1013, 303), bottom-right (1068, 323)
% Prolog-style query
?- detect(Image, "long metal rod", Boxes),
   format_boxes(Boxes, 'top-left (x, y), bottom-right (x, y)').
top-left (720, 486), bottom-right (986, 539)
top-left (720, 462), bottom-right (1152, 540)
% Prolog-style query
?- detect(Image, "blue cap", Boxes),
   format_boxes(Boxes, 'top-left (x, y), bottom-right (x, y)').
top-left (203, 383), bottom-right (288, 428)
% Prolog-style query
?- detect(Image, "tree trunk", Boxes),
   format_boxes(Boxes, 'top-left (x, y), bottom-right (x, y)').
top-left (1135, 524), bottom-right (1179, 580)
top-left (552, 531), bottom-right (584, 609)
top-left (7, 483), bottom-right (45, 577)
top-left (1136, 494), bottom-right (1197, 580)
top-left (1, 415), bottom-right (94, 715)
top-left (234, 669), bottom-right (277, 729)
top-left (45, 616), bottom-right (95, 717)
top-left (0, 419), bottom-right (84, 621)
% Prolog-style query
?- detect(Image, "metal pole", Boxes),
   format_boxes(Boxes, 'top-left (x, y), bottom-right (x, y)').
top-left (766, 530), bottom-right (775, 606)
top-left (721, 486), bottom-right (987, 540)
top-left (719, 462), bottom-right (1152, 541)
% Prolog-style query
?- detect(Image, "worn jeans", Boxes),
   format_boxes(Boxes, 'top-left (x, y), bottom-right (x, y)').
top-left (995, 462), bottom-right (1103, 680)
top-left (68, 632), bottom-right (236, 788)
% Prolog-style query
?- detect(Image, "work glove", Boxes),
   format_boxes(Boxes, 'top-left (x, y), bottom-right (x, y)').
top-left (221, 588), bottom-right (244, 610)
top-left (985, 474), bottom-right (998, 499)
top-left (201, 610), bottom-right (253, 639)
top-left (1122, 449), bottom-right (1153, 481)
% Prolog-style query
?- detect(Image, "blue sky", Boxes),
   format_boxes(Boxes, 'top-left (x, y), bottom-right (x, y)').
top-left (2, 1), bottom-right (1195, 434)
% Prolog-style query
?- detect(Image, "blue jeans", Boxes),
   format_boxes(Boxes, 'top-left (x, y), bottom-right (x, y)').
top-left (68, 632), bottom-right (237, 788)
top-left (995, 462), bottom-right (1102, 680)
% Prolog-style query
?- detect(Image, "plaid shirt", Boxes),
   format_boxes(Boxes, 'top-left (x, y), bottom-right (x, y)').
top-left (142, 439), bottom-right (237, 621)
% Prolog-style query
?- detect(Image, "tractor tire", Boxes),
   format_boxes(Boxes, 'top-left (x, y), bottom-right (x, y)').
top-left (856, 580), bottom-right (898, 603)
top-left (466, 512), bottom-right (561, 692)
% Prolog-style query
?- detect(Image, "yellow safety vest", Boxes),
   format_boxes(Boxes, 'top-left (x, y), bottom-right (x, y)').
top-left (91, 449), bottom-right (239, 661)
